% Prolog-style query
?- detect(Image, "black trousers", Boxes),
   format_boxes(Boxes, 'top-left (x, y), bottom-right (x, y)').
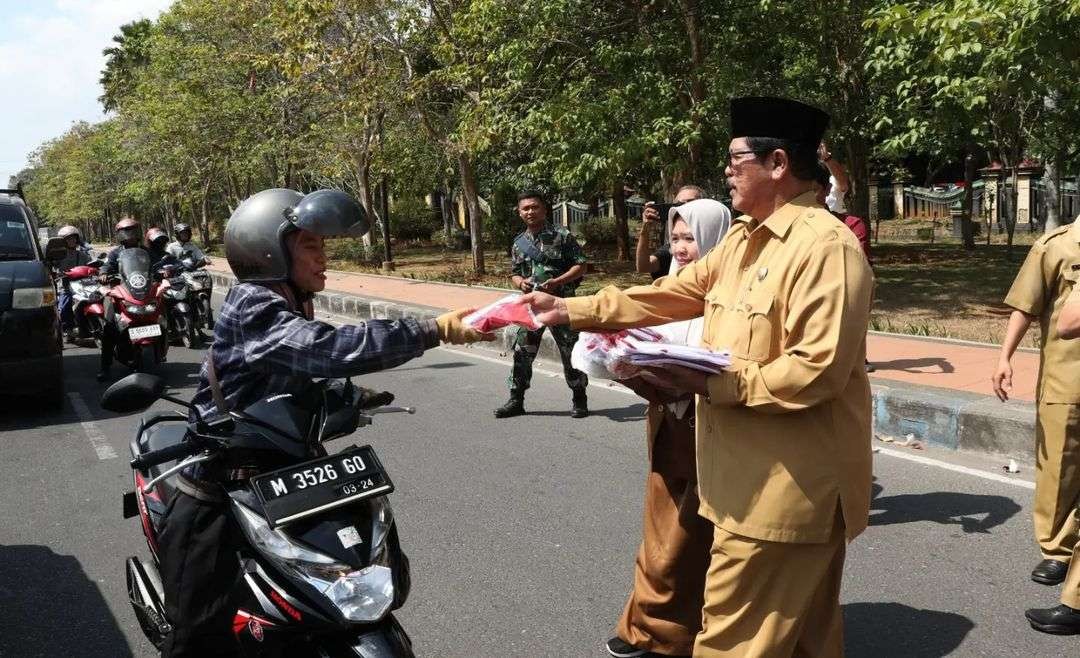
top-left (158, 491), bottom-right (242, 658)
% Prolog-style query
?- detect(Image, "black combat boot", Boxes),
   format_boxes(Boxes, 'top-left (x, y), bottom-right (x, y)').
top-left (494, 395), bottom-right (526, 419)
top-left (570, 389), bottom-right (588, 419)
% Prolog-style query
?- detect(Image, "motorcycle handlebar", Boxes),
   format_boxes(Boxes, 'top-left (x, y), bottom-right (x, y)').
top-left (130, 439), bottom-right (201, 471)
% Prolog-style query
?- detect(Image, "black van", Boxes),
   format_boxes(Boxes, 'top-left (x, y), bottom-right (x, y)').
top-left (0, 187), bottom-right (66, 408)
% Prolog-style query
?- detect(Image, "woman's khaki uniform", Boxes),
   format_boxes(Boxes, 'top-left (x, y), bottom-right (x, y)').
top-left (616, 403), bottom-right (713, 655)
top-left (1003, 220), bottom-right (1080, 565)
top-left (567, 192), bottom-right (874, 656)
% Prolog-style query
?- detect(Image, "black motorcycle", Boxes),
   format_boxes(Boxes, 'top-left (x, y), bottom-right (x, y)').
top-left (156, 259), bottom-right (200, 348)
top-left (102, 373), bottom-right (416, 656)
top-left (176, 251), bottom-right (214, 332)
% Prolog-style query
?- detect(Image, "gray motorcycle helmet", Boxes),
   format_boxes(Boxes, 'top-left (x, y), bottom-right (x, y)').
top-left (224, 188), bottom-right (370, 283)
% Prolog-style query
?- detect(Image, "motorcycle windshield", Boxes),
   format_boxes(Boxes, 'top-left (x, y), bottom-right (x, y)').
top-left (119, 248), bottom-right (153, 300)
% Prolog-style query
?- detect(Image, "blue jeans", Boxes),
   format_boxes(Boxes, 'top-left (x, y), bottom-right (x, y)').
top-left (58, 290), bottom-right (74, 330)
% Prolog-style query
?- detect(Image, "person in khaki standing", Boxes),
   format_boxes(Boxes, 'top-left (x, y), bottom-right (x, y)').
top-left (992, 218), bottom-right (1080, 591)
top-left (523, 96), bottom-right (874, 656)
top-left (607, 199), bottom-right (732, 658)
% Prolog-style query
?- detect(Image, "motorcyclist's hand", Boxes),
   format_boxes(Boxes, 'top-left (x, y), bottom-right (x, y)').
top-left (518, 292), bottom-right (568, 326)
top-left (436, 307), bottom-right (495, 344)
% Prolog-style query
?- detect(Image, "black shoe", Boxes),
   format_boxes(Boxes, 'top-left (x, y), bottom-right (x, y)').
top-left (1026, 604), bottom-right (1080, 635)
top-left (1032, 559), bottom-right (1069, 585)
top-left (494, 397), bottom-right (525, 418)
top-left (571, 390), bottom-right (588, 419)
top-left (605, 637), bottom-right (646, 658)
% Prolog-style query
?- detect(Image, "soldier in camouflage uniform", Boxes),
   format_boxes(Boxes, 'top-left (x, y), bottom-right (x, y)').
top-left (495, 192), bottom-right (590, 419)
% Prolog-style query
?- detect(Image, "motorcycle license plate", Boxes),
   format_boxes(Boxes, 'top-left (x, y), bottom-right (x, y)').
top-left (252, 445), bottom-right (393, 527)
top-left (128, 324), bottom-right (162, 340)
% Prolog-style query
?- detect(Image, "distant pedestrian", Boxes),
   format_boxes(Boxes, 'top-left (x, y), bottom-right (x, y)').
top-left (1007, 217), bottom-right (1080, 634)
top-left (819, 140), bottom-right (850, 213)
top-left (816, 164), bottom-right (875, 373)
top-left (495, 191), bottom-right (590, 419)
top-left (635, 185), bottom-right (705, 280)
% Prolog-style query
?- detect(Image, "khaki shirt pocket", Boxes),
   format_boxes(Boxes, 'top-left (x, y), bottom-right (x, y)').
top-left (702, 289), bottom-right (727, 349)
top-left (744, 291), bottom-right (776, 362)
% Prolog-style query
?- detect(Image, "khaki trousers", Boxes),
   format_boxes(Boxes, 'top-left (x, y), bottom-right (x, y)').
top-left (1034, 403), bottom-right (1080, 562)
top-left (617, 408), bottom-right (714, 656)
top-left (693, 513), bottom-right (846, 658)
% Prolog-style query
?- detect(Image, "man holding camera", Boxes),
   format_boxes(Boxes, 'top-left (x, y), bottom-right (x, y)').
top-left (495, 191), bottom-right (590, 419)
top-left (635, 185), bottom-right (706, 280)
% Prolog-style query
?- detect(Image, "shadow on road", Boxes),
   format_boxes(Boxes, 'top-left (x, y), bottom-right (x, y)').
top-left (844, 602), bottom-right (974, 657)
top-left (391, 360), bottom-right (476, 373)
top-left (527, 404), bottom-right (649, 423)
top-left (869, 491), bottom-right (1021, 533)
top-left (0, 352), bottom-right (204, 430)
top-left (0, 544), bottom-right (134, 657)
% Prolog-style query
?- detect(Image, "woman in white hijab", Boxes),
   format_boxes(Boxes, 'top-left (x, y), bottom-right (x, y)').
top-left (608, 198), bottom-right (731, 658)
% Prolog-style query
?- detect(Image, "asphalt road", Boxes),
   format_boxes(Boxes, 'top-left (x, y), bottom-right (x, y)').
top-left (0, 300), bottom-right (1076, 657)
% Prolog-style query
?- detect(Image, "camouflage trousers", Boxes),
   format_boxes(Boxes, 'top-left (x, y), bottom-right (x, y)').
top-left (508, 324), bottom-right (588, 395)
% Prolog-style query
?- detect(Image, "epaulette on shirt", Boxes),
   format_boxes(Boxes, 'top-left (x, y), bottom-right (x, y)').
top-left (1036, 224), bottom-right (1072, 246)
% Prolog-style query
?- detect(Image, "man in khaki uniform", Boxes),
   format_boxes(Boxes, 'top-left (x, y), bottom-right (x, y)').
top-left (993, 219), bottom-right (1080, 593)
top-left (524, 97), bottom-right (874, 656)
top-left (996, 220), bottom-right (1080, 634)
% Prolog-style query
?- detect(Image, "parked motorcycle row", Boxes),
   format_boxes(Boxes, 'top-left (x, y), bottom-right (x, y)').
top-left (56, 246), bottom-right (214, 372)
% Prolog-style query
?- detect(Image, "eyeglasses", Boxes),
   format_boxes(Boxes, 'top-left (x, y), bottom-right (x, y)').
top-left (727, 149), bottom-right (768, 165)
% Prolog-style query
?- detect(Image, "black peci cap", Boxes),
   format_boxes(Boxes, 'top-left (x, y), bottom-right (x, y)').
top-left (730, 96), bottom-right (830, 144)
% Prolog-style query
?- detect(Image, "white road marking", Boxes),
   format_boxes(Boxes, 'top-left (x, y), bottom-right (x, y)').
top-left (259, 295), bottom-right (1037, 491)
top-left (68, 392), bottom-right (119, 460)
top-left (875, 446), bottom-right (1034, 489)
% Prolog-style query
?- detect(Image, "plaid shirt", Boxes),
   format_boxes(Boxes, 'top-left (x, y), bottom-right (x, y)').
top-left (190, 283), bottom-right (438, 421)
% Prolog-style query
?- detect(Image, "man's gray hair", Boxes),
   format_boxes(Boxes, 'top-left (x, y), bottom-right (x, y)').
top-left (677, 184), bottom-right (705, 199)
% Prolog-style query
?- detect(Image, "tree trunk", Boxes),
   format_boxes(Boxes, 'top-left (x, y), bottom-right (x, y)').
top-left (1043, 153), bottom-right (1062, 232)
top-left (1002, 149), bottom-right (1021, 260)
top-left (440, 186), bottom-right (455, 248)
top-left (200, 178), bottom-right (213, 247)
top-left (612, 179), bottom-right (631, 262)
top-left (846, 137), bottom-right (871, 222)
top-left (675, 0), bottom-right (705, 183)
top-left (960, 150), bottom-right (977, 250)
top-left (380, 177), bottom-right (392, 267)
top-left (458, 152), bottom-right (485, 274)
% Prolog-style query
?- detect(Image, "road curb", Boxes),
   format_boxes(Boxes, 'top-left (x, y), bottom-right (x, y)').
top-left (210, 271), bottom-right (1038, 462)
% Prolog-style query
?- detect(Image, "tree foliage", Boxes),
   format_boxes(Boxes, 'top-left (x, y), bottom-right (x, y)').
top-left (20, 0), bottom-right (1080, 265)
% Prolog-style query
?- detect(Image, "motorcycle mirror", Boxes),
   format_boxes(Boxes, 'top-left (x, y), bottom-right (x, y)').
top-left (100, 373), bottom-right (167, 413)
top-left (43, 236), bottom-right (69, 264)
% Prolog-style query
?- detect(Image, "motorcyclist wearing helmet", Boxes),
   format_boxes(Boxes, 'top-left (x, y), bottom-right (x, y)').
top-left (145, 227), bottom-right (174, 266)
top-left (101, 217), bottom-right (142, 276)
top-left (165, 222), bottom-right (207, 268)
top-left (158, 188), bottom-right (492, 657)
top-left (56, 225), bottom-right (92, 342)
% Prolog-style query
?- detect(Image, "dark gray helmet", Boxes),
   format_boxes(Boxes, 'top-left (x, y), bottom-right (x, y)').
top-left (225, 188), bottom-right (369, 283)
top-left (174, 223), bottom-right (191, 238)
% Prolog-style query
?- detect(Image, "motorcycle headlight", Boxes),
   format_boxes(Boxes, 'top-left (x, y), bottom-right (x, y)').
top-left (232, 502), bottom-right (395, 622)
top-left (124, 303), bottom-right (140, 315)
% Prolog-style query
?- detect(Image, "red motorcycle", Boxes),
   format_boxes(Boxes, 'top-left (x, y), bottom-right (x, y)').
top-left (102, 248), bottom-right (169, 371)
top-left (61, 260), bottom-right (107, 344)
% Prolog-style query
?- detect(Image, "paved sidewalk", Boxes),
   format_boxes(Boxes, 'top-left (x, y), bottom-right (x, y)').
top-left (208, 261), bottom-right (1038, 402)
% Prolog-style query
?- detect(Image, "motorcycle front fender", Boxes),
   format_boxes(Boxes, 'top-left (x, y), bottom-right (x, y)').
top-left (317, 615), bottom-right (414, 658)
